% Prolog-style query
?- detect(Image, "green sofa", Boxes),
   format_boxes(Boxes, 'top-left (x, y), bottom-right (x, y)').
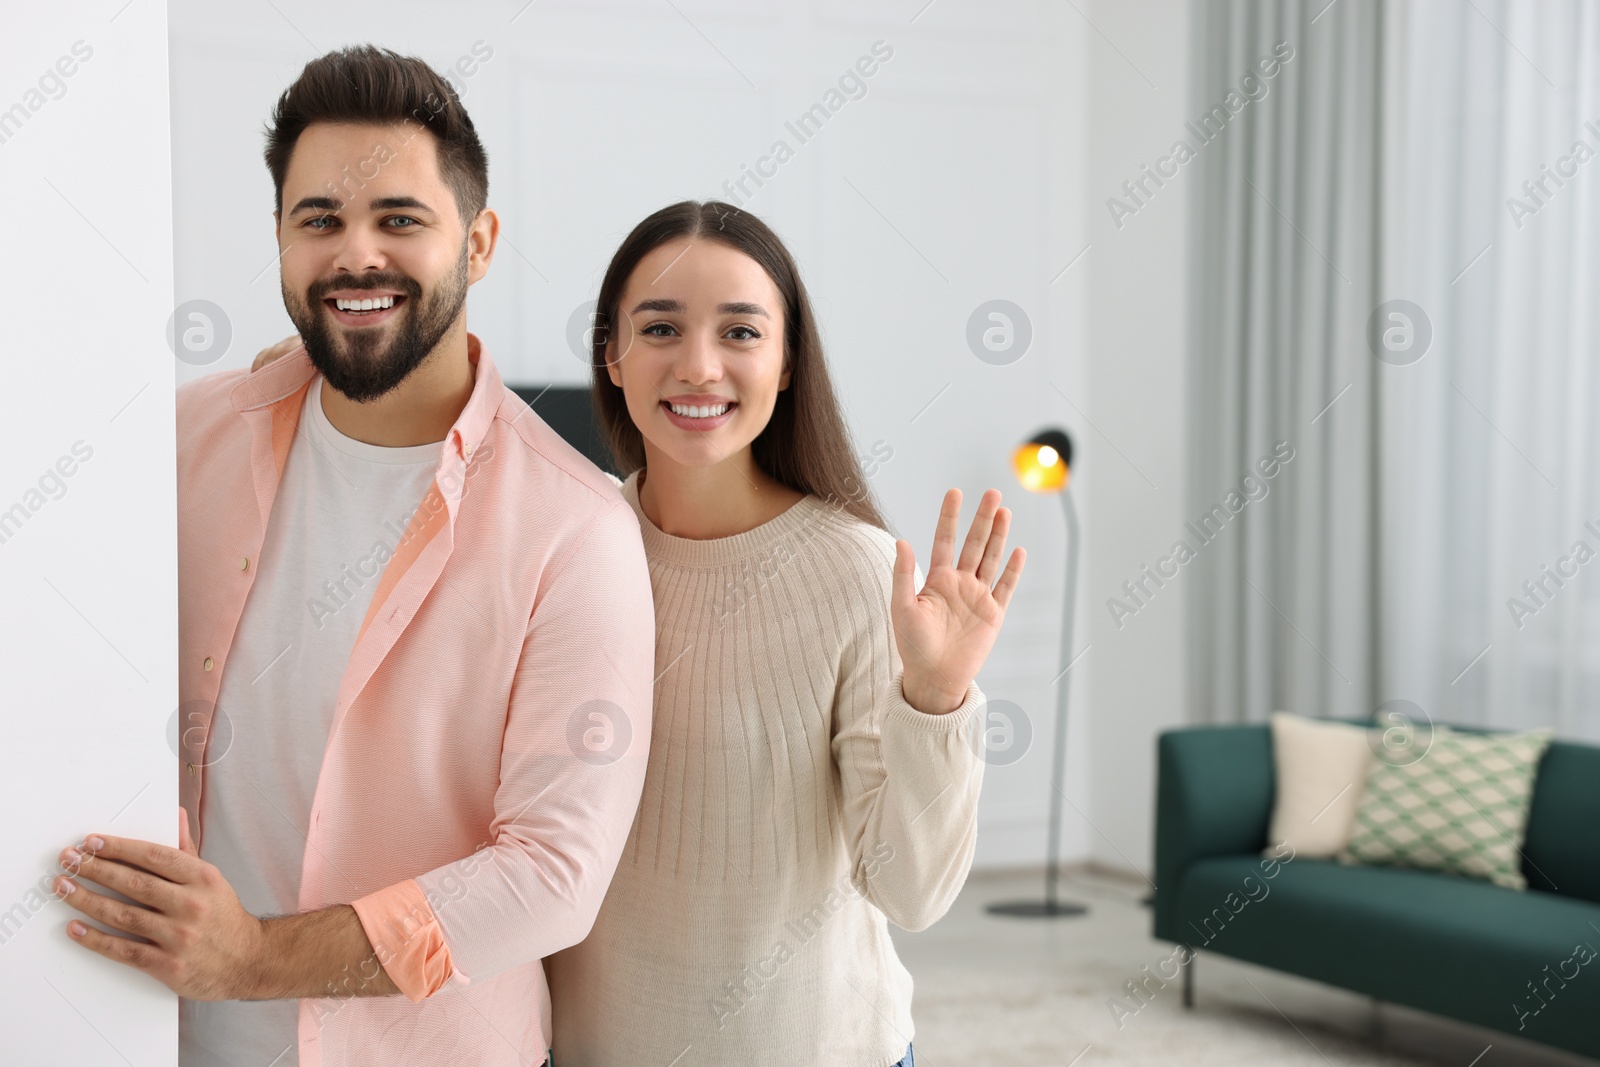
top-left (1153, 723), bottom-right (1600, 1059)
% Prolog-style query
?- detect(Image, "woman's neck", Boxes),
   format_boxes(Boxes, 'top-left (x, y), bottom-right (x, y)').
top-left (636, 449), bottom-right (805, 540)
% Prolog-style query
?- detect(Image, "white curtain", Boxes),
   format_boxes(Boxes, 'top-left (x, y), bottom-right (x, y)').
top-left (1187, 0), bottom-right (1385, 725)
top-left (1189, 0), bottom-right (1600, 740)
top-left (1381, 0), bottom-right (1600, 740)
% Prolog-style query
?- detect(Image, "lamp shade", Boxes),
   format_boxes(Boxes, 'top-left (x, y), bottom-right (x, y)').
top-left (1012, 428), bottom-right (1073, 493)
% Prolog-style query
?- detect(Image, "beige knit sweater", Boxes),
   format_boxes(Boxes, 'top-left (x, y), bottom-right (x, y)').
top-left (546, 469), bottom-right (986, 1067)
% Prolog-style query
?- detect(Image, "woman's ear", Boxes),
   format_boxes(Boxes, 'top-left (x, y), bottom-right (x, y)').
top-left (606, 347), bottom-right (623, 388)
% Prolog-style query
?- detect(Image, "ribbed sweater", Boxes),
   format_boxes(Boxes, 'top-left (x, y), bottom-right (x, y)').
top-left (547, 469), bottom-right (987, 1067)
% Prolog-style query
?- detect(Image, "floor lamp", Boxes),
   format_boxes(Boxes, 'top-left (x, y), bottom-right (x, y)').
top-left (986, 428), bottom-right (1088, 919)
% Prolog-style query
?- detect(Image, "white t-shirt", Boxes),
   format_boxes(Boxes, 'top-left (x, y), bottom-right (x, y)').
top-left (180, 381), bottom-right (441, 1067)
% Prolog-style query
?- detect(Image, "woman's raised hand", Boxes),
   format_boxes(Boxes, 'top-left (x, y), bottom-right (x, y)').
top-left (251, 334), bottom-right (304, 372)
top-left (891, 488), bottom-right (1026, 714)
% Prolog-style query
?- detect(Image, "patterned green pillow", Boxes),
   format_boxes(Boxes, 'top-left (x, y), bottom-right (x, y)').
top-left (1339, 725), bottom-right (1553, 889)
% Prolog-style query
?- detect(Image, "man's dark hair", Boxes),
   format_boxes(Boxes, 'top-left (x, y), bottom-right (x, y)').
top-left (263, 45), bottom-right (489, 225)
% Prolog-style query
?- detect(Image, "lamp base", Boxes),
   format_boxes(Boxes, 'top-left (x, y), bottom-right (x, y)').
top-left (984, 899), bottom-right (1089, 918)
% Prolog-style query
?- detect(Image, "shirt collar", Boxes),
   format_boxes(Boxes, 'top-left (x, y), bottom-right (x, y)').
top-left (228, 331), bottom-right (503, 465)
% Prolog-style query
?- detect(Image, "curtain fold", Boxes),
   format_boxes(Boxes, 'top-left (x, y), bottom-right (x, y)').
top-left (1190, 0), bottom-right (1600, 741)
top-left (1187, 0), bottom-right (1384, 724)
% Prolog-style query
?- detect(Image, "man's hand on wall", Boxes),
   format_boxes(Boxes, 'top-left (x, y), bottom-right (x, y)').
top-left (53, 811), bottom-right (266, 1001)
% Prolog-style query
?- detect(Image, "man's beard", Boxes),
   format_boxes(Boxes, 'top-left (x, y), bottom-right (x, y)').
top-left (284, 243), bottom-right (468, 403)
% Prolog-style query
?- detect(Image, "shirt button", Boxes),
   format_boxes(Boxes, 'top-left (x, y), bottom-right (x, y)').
top-left (464, 444), bottom-right (475, 458)
top-left (242, 557), bottom-right (250, 571)
top-left (203, 656), bottom-right (214, 671)
top-left (186, 762), bottom-right (196, 777)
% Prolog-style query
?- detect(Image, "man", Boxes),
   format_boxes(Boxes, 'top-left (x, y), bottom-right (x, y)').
top-left (49, 45), bottom-right (654, 1066)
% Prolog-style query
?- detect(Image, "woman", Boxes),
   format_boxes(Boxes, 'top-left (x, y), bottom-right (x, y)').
top-left (255, 201), bottom-right (1025, 1066)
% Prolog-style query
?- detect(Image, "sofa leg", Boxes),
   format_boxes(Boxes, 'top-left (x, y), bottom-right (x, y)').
top-left (1182, 954), bottom-right (1194, 1009)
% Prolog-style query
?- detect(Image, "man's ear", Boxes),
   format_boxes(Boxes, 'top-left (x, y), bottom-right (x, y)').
top-left (273, 209), bottom-right (281, 245)
top-left (467, 207), bottom-right (499, 284)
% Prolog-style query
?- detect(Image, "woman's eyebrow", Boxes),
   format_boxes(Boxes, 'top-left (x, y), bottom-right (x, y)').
top-left (630, 298), bottom-right (685, 313)
top-left (628, 298), bottom-right (770, 317)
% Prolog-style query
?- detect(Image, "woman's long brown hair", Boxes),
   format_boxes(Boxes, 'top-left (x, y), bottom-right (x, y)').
top-left (590, 201), bottom-right (890, 532)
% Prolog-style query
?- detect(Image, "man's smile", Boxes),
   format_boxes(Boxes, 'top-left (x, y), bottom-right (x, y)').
top-left (323, 292), bottom-right (408, 327)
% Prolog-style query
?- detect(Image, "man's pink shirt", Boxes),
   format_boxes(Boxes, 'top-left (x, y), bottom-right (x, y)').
top-left (175, 335), bottom-right (654, 1066)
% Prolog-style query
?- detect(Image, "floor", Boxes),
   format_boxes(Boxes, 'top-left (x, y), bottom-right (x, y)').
top-left (891, 867), bottom-right (1595, 1067)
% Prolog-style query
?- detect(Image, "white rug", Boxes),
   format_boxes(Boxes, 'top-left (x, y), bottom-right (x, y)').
top-left (909, 956), bottom-right (1431, 1065)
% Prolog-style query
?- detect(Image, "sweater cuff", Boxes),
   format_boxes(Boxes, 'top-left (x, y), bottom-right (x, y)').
top-left (887, 667), bottom-right (985, 731)
top-left (350, 878), bottom-right (458, 1003)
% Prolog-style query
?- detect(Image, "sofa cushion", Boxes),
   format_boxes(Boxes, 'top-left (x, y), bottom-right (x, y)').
top-left (1174, 857), bottom-right (1600, 1052)
top-left (1266, 712), bottom-right (1373, 858)
top-left (1340, 726), bottom-right (1551, 889)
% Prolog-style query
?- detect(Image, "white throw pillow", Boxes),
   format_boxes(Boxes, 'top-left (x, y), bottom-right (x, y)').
top-left (1265, 712), bottom-right (1374, 858)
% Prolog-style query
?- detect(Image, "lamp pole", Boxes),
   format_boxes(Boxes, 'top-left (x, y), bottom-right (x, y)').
top-left (1040, 486), bottom-right (1083, 914)
top-left (987, 428), bottom-right (1087, 918)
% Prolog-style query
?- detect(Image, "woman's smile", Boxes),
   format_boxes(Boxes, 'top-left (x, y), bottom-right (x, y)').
top-left (660, 394), bottom-right (739, 431)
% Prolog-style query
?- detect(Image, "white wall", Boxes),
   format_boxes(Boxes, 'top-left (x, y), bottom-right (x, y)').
top-left (1082, 0), bottom-right (1192, 880)
top-left (0, 1), bottom-right (179, 1061)
top-left (166, 0), bottom-right (1095, 872)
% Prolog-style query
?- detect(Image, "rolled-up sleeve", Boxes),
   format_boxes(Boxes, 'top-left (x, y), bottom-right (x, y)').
top-left (361, 499), bottom-right (654, 993)
top-left (350, 878), bottom-right (453, 1002)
